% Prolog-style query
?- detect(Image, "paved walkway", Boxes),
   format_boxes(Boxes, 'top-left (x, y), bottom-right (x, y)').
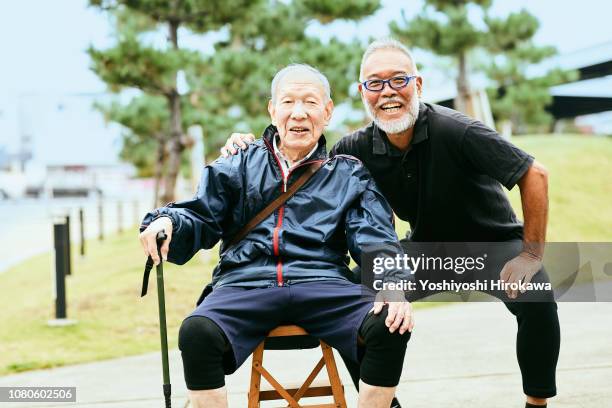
top-left (1, 302), bottom-right (610, 407)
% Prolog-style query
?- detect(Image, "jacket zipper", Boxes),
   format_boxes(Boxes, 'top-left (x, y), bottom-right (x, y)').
top-left (265, 138), bottom-right (324, 286)
top-left (265, 138), bottom-right (287, 286)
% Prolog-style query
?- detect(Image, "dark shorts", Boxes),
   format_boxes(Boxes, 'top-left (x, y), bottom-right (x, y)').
top-left (189, 279), bottom-right (375, 372)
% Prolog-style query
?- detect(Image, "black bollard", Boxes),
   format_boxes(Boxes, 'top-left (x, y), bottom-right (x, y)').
top-left (79, 208), bottom-right (85, 256)
top-left (53, 223), bottom-right (68, 319)
top-left (64, 215), bottom-right (72, 276)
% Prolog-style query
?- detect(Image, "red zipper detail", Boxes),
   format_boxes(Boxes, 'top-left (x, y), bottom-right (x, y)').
top-left (264, 138), bottom-right (326, 287)
top-left (266, 138), bottom-right (287, 286)
top-left (273, 205), bottom-right (284, 255)
top-left (274, 208), bottom-right (285, 286)
top-left (274, 207), bottom-right (284, 286)
top-left (276, 259), bottom-right (284, 286)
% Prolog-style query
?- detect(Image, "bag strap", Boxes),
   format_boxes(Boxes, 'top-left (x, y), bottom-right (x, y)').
top-left (223, 160), bottom-right (325, 252)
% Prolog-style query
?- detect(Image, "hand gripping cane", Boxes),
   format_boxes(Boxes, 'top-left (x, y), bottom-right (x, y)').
top-left (141, 230), bottom-right (172, 408)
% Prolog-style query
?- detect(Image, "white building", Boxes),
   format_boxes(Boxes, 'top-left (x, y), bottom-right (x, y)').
top-left (0, 93), bottom-right (137, 199)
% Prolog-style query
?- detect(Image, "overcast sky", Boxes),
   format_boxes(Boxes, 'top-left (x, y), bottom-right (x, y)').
top-left (0, 0), bottom-right (610, 165)
top-left (2, 0), bottom-right (611, 96)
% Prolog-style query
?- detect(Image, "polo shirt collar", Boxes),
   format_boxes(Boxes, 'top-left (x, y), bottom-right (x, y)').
top-left (372, 102), bottom-right (429, 156)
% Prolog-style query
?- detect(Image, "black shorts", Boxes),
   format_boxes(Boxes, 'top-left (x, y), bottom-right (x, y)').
top-left (189, 279), bottom-right (375, 372)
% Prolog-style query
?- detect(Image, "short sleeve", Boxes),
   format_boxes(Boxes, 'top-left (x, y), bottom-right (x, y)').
top-left (461, 121), bottom-right (534, 190)
top-left (329, 139), bottom-right (347, 158)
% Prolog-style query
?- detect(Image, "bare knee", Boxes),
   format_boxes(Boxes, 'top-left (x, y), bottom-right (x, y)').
top-left (189, 387), bottom-right (227, 408)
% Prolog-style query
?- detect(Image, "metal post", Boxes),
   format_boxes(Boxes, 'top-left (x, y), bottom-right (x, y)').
top-left (133, 200), bottom-right (139, 228)
top-left (53, 223), bottom-right (67, 319)
top-left (64, 215), bottom-right (72, 276)
top-left (117, 201), bottom-right (123, 234)
top-left (79, 208), bottom-right (85, 256)
top-left (98, 200), bottom-right (104, 241)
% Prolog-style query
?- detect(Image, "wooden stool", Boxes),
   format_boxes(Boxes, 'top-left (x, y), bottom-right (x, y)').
top-left (248, 325), bottom-right (347, 408)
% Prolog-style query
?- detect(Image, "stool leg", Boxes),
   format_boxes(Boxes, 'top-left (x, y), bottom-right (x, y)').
top-left (320, 341), bottom-right (347, 408)
top-left (248, 341), bottom-right (265, 408)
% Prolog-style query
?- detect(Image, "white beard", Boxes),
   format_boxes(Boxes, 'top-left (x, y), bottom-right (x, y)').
top-left (364, 94), bottom-right (420, 135)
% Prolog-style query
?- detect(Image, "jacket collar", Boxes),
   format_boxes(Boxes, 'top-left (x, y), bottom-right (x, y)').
top-left (262, 124), bottom-right (328, 161)
top-left (372, 102), bottom-right (429, 156)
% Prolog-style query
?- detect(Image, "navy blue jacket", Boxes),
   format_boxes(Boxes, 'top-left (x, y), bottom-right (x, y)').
top-left (140, 125), bottom-right (404, 288)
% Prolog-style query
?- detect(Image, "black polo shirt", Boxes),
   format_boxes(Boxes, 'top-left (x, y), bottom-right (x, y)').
top-left (329, 103), bottom-right (533, 242)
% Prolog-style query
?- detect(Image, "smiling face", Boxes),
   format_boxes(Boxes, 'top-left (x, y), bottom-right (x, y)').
top-left (360, 48), bottom-right (422, 135)
top-left (268, 70), bottom-right (334, 159)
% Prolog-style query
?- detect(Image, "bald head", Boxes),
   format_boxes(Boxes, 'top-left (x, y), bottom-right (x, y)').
top-left (270, 64), bottom-right (331, 103)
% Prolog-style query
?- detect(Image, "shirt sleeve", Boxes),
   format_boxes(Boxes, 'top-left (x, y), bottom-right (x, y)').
top-left (461, 121), bottom-right (534, 190)
top-left (139, 155), bottom-right (239, 265)
top-left (329, 134), bottom-right (359, 158)
top-left (329, 140), bottom-right (344, 158)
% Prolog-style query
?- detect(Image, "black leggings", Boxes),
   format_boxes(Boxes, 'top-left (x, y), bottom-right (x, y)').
top-left (347, 239), bottom-right (561, 399)
top-left (178, 308), bottom-right (410, 390)
top-left (178, 316), bottom-right (234, 390)
top-left (342, 300), bottom-right (560, 398)
top-left (506, 301), bottom-right (560, 398)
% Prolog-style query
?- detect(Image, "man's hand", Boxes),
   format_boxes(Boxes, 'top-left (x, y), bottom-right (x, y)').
top-left (499, 252), bottom-right (543, 299)
top-left (220, 133), bottom-right (256, 157)
top-left (372, 290), bottom-right (414, 334)
top-left (139, 216), bottom-right (173, 265)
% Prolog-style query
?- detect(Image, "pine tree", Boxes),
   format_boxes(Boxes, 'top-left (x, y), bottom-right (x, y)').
top-left (483, 11), bottom-right (577, 133)
top-left (88, 0), bottom-right (260, 204)
top-left (95, 95), bottom-right (168, 206)
top-left (89, 0), bottom-right (381, 203)
top-left (390, 1), bottom-right (574, 129)
top-left (186, 0), bottom-right (381, 149)
top-left (390, 0), bottom-right (491, 114)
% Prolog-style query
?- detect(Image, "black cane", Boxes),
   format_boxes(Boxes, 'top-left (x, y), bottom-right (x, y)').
top-left (141, 230), bottom-right (171, 407)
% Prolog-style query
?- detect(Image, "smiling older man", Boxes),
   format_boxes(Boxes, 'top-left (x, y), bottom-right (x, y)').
top-left (139, 64), bottom-right (414, 408)
top-left (223, 39), bottom-right (560, 408)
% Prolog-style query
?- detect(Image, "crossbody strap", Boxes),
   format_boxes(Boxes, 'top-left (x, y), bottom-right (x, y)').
top-left (223, 160), bottom-right (325, 252)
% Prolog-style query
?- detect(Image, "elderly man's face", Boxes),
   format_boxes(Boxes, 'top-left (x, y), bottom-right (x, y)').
top-left (268, 72), bottom-right (333, 153)
top-left (360, 49), bottom-right (422, 134)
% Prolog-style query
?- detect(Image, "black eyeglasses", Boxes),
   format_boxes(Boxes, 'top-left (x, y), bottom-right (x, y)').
top-left (361, 75), bottom-right (417, 92)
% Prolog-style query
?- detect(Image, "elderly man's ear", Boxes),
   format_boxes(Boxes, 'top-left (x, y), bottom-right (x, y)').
top-left (267, 99), bottom-right (276, 126)
top-left (324, 99), bottom-right (334, 126)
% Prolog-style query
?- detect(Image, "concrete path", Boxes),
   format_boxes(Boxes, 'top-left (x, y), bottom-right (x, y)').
top-left (1, 302), bottom-right (610, 407)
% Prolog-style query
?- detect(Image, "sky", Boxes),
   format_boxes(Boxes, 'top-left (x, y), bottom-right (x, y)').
top-left (0, 0), bottom-right (611, 167)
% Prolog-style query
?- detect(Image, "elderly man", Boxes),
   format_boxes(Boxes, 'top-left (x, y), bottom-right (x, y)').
top-left (223, 39), bottom-right (560, 408)
top-left (139, 63), bottom-right (414, 408)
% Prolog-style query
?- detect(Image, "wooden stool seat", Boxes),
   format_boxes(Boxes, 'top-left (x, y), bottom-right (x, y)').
top-left (248, 325), bottom-right (347, 408)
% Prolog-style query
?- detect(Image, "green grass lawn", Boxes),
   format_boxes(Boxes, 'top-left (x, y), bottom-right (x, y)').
top-left (509, 135), bottom-right (612, 241)
top-left (0, 134), bottom-right (610, 376)
top-left (0, 229), bottom-right (215, 375)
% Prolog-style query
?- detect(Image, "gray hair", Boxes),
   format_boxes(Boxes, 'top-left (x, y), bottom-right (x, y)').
top-left (270, 63), bottom-right (331, 103)
top-left (359, 37), bottom-right (418, 81)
